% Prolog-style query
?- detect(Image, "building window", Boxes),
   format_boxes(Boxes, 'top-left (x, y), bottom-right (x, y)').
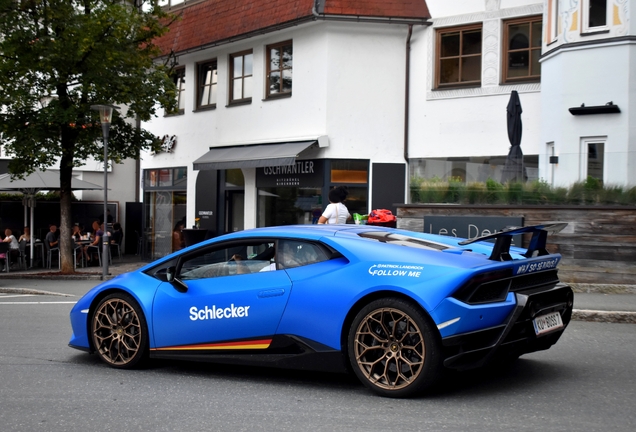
top-left (580, 139), bottom-right (605, 184)
top-left (168, 67), bottom-right (185, 115)
top-left (503, 16), bottom-right (542, 83)
top-left (409, 156), bottom-right (538, 187)
top-left (197, 60), bottom-right (217, 110)
top-left (229, 50), bottom-right (253, 104)
top-left (547, 0), bottom-right (560, 42)
top-left (157, 0), bottom-right (193, 9)
top-left (266, 41), bottom-right (293, 99)
top-left (435, 24), bottom-right (482, 89)
top-left (583, 0), bottom-right (608, 32)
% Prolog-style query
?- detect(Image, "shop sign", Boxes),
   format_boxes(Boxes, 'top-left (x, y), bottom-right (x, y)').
top-left (256, 160), bottom-right (323, 187)
top-left (423, 215), bottom-right (524, 246)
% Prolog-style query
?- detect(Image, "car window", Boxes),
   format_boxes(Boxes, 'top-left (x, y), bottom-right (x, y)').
top-left (278, 240), bottom-right (329, 269)
top-left (179, 241), bottom-right (275, 281)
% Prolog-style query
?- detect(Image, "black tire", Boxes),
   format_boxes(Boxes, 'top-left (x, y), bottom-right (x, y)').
top-left (91, 292), bottom-right (149, 369)
top-left (347, 298), bottom-right (442, 398)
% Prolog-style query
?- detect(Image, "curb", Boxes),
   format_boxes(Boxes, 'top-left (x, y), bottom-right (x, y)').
top-left (572, 309), bottom-right (636, 324)
top-left (0, 287), bottom-right (74, 297)
top-left (0, 273), bottom-right (106, 280)
top-left (569, 283), bottom-right (636, 295)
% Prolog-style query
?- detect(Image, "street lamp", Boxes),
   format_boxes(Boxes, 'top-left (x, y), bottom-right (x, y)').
top-left (91, 104), bottom-right (119, 280)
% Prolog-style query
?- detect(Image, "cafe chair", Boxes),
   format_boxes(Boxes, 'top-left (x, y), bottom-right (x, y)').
top-left (110, 232), bottom-right (124, 261)
top-left (73, 239), bottom-right (85, 268)
top-left (86, 244), bottom-right (101, 266)
top-left (45, 242), bottom-right (60, 269)
top-left (18, 239), bottom-right (27, 270)
top-left (0, 243), bottom-right (10, 273)
top-left (135, 230), bottom-right (143, 256)
top-left (87, 244), bottom-right (111, 267)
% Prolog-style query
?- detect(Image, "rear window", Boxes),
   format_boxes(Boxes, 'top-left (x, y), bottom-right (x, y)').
top-left (358, 232), bottom-right (450, 251)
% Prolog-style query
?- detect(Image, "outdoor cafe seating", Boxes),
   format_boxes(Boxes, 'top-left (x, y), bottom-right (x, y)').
top-left (0, 242), bottom-right (25, 272)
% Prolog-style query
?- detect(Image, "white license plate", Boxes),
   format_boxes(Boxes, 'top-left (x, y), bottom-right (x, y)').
top-left (533, 311), bottom-right (564, 336)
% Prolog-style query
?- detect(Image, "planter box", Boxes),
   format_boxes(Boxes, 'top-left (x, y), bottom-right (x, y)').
top-left (396, 204), bottom-right (636, 285)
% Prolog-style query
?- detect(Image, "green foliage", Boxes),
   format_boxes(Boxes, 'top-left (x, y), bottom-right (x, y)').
top-left (411, 176), bottom-right (636, 206)
top-left (0, 0), bottom-right (177, 271)
top-left (0, 0), bottom-right (176, 174)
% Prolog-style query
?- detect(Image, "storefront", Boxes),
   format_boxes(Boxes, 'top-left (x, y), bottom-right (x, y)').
top-left (193, 157), bottom-right (370, 237)
top-left (143, 167), bottom-right (187, 259)
top-left (256, 159), bottom-right (369, 227)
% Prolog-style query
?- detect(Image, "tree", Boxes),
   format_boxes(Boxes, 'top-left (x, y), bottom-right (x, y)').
top-left (0, 0), bottom-right (177, 273)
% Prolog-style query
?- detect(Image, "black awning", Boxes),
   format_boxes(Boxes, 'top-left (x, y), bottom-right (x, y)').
top-left (193, 141), bottom-right (317, 170)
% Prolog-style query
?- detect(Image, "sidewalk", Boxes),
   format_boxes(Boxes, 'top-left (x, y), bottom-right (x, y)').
top-left (0, 256), bottom-right (634, 324)
top-left (0, 253), bottom-right (147, 280)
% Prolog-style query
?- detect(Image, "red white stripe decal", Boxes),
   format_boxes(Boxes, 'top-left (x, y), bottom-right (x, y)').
top-left (152, 338), bottom-right (272, 351)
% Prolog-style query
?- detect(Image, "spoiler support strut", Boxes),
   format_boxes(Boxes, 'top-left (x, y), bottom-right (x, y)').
top-left (458, 223), bottom-right (567, 261)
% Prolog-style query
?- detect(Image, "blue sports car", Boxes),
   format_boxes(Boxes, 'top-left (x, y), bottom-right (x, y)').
top-left (69, 223), bottom-right (573, 397)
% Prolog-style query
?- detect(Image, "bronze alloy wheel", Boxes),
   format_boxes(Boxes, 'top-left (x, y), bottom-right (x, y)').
top-left (91, 294), bottom-right (147, 368)
top-left (354, 307), bottom-right (425, 390)
top-left (348, 298), bottom-right (441, 397)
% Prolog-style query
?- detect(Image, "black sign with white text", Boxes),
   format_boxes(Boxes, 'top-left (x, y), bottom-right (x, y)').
top-left (424, 215), bottom-right (524, 246)
top-left (256, 159), bottom-right (324, 188)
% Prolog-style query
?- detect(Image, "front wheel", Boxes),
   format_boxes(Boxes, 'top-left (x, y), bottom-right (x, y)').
top-left (91, 293), bottom-right (148, 369)
top-left (347, 298), bottom-right (442, 398)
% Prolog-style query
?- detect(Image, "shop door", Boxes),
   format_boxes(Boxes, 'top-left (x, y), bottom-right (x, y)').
top-left (226, 191), bottom-right (244, 233)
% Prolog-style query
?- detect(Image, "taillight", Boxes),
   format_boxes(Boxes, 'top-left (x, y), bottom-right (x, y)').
top-left (452, 269), bottom-right (513, 304)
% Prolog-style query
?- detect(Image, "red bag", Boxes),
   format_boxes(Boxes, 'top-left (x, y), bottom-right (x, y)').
top-left (367, 209), bottom-right (397, 226)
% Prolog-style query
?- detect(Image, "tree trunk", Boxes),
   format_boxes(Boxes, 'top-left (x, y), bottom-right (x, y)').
top-left (57, 83), bottom-right (78, 274)
top-left (59, 154), bottom-right (75, 274)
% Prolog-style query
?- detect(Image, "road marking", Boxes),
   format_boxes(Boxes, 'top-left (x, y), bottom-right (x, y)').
top-left (0, 294), bottom-right (36, 299)
top-left (0, 288), bottom-right (74, 297)
top-left (0, 301), bottom-right (77, 305)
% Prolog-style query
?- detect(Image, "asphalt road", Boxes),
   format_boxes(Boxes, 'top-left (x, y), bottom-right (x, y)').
top-left (0, 280), bottom-right (635, 431)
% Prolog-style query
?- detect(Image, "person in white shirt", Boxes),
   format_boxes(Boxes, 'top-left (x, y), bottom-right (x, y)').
top-left (3, 228), bottom-right (19, 250)
top-left (1, 228), bottom-right (20, 267)
top-left (318, 186), bottom-right (352, 225)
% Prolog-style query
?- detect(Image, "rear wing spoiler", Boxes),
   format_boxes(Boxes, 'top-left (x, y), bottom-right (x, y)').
top-left (458, 222), bottom-right (568, 262)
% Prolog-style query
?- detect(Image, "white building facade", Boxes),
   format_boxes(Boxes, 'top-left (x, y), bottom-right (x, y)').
top-left (540, 0), bottom-right (635, 187)
top-left (140, 0), bottom-right (430, 258)
top-left (410, 0), bottom-right (635, 189)
top-left (139, 0), bottom-right (635, 258)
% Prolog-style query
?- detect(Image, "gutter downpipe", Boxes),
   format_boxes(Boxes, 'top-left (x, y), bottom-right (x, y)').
top-left (404, 24), bottom-right (412, 204)
top-left (311, 2), bottom-right (430, 206)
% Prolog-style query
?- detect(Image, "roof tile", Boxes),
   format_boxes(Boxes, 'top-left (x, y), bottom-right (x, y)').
top-left (155, 0), bottom-right (430, 55)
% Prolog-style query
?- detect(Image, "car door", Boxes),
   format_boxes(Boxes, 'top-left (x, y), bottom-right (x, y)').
top-left (152, 240), bottom-right (292, 349)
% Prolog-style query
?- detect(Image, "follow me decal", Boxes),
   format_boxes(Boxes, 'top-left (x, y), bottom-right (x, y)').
top-left (368, 264), bottom-right (423, 278)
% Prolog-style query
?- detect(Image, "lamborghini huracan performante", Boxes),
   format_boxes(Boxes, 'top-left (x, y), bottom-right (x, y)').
top-left (69, 223), bottom-right (573, 397)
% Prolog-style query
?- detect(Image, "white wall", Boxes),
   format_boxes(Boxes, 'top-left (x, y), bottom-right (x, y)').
top-left (323, 22), bottom-right (409, 163)
top-left (141, 20), bottom-right (412, 228)
top-left (409, 1), bottom-right (543, 161)
top-left (539, 0), bottom-right (636, 187)
top-left (541, 42), bottom-right (636, 186)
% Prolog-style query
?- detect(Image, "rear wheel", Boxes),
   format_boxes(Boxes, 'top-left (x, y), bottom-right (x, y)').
top-left (91, 293), bottom-right (148, 368)
top-left (348, 298), bottom-right (442, 398)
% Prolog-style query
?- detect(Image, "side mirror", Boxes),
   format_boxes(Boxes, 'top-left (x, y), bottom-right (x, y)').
top-left (156, 266), bottom-right (188, 293)
top-left (165, 266), bottom-right (175, 282)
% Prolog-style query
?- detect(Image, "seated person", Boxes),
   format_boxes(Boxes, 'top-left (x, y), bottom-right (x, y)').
top-left (18, 227), bottom-right (31, 243)
top-left (71, 224), bottom-right (82, 242)
top-left (45, 225), bottom-right (59, 249)
top-left (90, 220), bottom-right (100, 238)
top-left (111, 222), bottom-right (123, 246)
top-left (83, 224), bottom-right (103, 264)
top-left (2, 228), bottom-right (20, 265)
top-left (172, 222), bottom-right (185, 252)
